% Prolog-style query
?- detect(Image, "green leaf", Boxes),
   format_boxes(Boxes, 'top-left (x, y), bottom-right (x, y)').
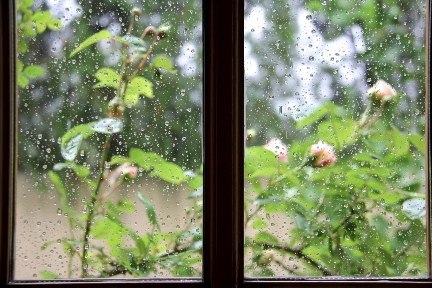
top-left (318, 118), bottom-right (356, 149)
top-left (19, 0), bottom-right (33, 9)
top-left (118, 35), bottom-right (147, 52)
top-left (149, 161), bottom-right (186, 184)
top-left (31, 10), bottom-right (51, 33)
top-left (48, 171), bottom-right (67, 198)
top-left (93, 68), bottom-right (120, 89)
top-left (49, 171), bottom-right (75, 215)
top-left (386, 125), bottom-right (410, 160)
top-left (18, 39), bottom-right (28, 53)
top-left (296, 106), bottom-right (328, 128)
top-left (60, 124), bottom-right (95, 161)
top-left (187, 174), bottom-right (203, 190)
top-left (150, 55), bottom-right (177, 74)
top-left (408, 134), bottom-right (425, 155)
top-left (137, 192), bottom-right (160, 229)
top-left (126, 76), bottom-right (154, 98)
top-left (245, 146), bottom-right (278, 178)
top-left (17, 60), bottom-right (23, 72)
top-left (47, 18), bottom-right (62, 30)
top-left (251, 217), bottom-right (268, 229)
top-left (255, 231), bottom-right (279, 244)
top-left (70, 30), bottom-right (112, 57)
top-left (130, 148), bottom-right (163, 170)
top-left (61, 123), bottom-right (94, 144)
top-left (40, 271), bottom-right (60, 279)
top-left (91, 118), bottom-right (123, 134)
top-left (72, 164), bottom-right (90, 178)
top-left (61, 133), bottom-right (83, 161)
top-left (369, 192), bottom-right (402, 204)
top-left (117, 198), bottom-right (135, 213)
top-left (18, 75), bottom-right (29, 87)
top-left (110, 155), bottom-right (129, 165)
top-left (23, 65), bottom-right (45, 78)
top-left (124, 93), bottom-right (139, 106)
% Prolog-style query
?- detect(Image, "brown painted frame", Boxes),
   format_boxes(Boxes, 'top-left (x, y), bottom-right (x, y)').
top-left (1, 0), bottom-right (431, 287)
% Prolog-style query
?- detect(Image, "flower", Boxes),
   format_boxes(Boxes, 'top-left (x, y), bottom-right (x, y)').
top-left (263, 137), bottom-right (288, 162)
top-left (367, 80), bottom-right (397, 102)
top-left (309, 140), bottom-right (337, 167)
top-left (106, 163), bottom-right (138, 187)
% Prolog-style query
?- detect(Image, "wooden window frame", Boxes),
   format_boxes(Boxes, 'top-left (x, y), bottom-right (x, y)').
top-left (1, 0), bottom-right (431, 286)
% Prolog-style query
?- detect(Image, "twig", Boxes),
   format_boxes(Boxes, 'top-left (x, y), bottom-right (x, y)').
top-left (250, 240), bottom-right (334, 276)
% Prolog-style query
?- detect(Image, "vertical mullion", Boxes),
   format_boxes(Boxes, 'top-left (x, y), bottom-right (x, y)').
top-left (203, 0), bottom-right (244, 287)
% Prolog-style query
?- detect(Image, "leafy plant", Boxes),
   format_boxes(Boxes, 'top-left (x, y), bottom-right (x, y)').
top-left (244, 80), bottom-right (426, 277)
top-left (17, 0), bottom-right (62, 87)
top-left (42, 9), bottom-right (203, 278)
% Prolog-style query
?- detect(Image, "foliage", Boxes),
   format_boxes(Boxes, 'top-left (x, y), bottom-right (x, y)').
top-left (244, 83), bottom-right (426, 277)
top-left (17, 0), bottom-right (62, 87)
top-left (37, 11), bottom-right (203, 278)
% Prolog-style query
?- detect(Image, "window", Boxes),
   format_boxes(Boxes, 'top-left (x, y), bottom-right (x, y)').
top-left (1, 0), bottom-right (431, 287)
top-left (244, 0), bottom-right (429, 279)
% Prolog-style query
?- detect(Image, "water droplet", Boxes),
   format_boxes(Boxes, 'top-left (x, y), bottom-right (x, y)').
top-left (57, 208), bottom-right (62, 215)
top-left (306, 14), bottom-right (312, 20)
top-left (51, 46), bottom-right (56, 52)
top-left (309, 56), bottom-right (315, 61)
top-left (37, 134), bottom-right (42, 139)
top-left (251, 28), bottom-right (255, 32)
top-left (180, 89), bottom-right (185, 96)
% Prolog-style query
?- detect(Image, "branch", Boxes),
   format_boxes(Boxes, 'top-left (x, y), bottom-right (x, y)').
top-left (250, 240), bottom-right (334, 276)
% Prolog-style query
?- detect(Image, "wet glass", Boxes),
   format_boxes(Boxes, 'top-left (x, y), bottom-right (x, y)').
top-left (244, 0), bottom-right (427, 278)
top-left (14, 0), bottom-right (203, 280)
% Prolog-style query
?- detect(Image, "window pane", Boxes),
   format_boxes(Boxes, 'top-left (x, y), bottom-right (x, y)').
top-left (244, 0), bottom-right (427, 277)
top-left (14, 0), bottom-right (202, 280)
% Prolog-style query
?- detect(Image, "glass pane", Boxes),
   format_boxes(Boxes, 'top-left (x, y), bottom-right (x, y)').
top-left (14, 0), bottom-right (203, 280)
top-left (244, 0), bottom-right (427, 278)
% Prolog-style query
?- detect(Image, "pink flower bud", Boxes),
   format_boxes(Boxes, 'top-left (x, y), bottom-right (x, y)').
top-left (263, 137), bottom-right (288, 162)
top-left (367, 80), bottom-right (397, 102)
top-left (309, 140), bottom-right (336, 167)
top-left (107, 163), bottom-right (138, 187)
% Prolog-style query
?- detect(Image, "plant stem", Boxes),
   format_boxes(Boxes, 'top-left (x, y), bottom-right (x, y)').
top-left (81, 134), bottom-right (112, 277)
top-left (249, 239), bottom-right (334, 276)
top-left (128, 37), bottom-right (159, 81)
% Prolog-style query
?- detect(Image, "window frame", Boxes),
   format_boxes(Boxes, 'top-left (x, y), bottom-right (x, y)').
top-left (0, 0), bottom-right (431, 287)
